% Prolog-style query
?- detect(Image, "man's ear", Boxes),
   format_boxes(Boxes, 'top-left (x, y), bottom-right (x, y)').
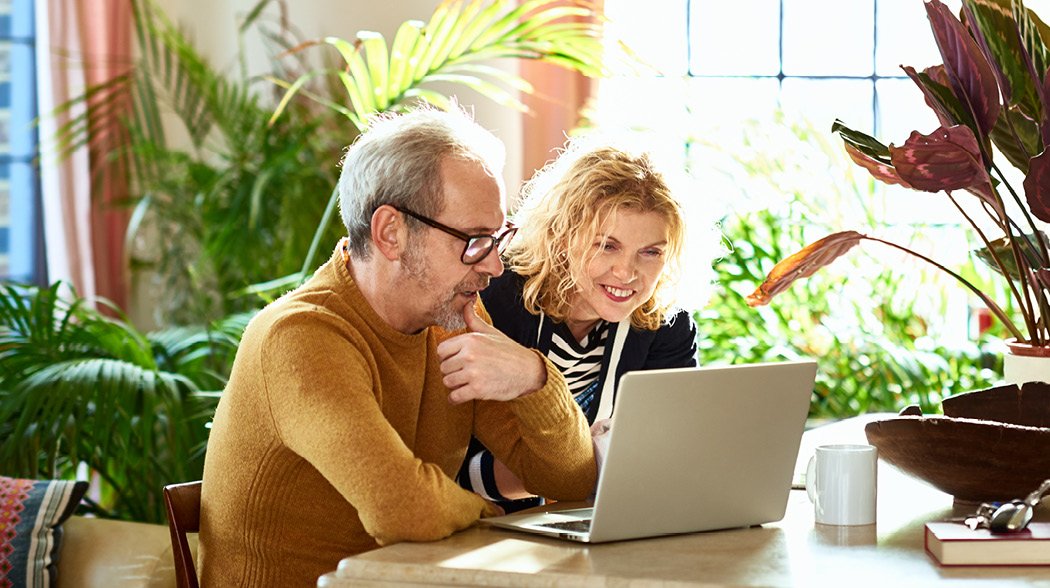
top-left (371, 205), bottom-right (406, 262)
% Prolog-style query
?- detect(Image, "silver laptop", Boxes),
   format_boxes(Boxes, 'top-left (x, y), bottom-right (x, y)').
top-left (483, 360), bottom-right (817, 543)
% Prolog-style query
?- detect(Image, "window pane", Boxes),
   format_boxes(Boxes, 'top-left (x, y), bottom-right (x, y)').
top-left (9, 41), bottom-right (32, 156)
top-left (781, 78), bottom-right (874, 133)
top-left (11, 0), bottom-right (30, 39)
top-left (5, 161), bottom-right (34, 282)
top-left (607, 0), bottom-right (688, 75)
top-left (875, 78), bottom-right (940, 143)
top-left (10, 161), bottom-right (30, 280)
top-left (686, 77), bottom-right (780, 130)
top-left (690, 0), bottom-right (781, 76)
top-left (875, 0), bottom-right (950, 77)
top-left (0, 0), bottom-right (36, 282)
top-left (783, 0), bottom-right (874, 76)
top-left (591, 75), bottom-right (690, 133)
top-left (0, 161), bottom-right (7, 277)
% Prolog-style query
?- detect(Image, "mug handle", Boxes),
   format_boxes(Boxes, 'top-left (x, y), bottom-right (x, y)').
top-left (805, 455), bottom-right (817, 503)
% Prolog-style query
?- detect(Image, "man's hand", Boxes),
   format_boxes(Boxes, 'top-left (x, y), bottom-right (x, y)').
top-left (437, 303), bottom-right (547, 404)
top-left (481, 500), bottom-right (505, 518)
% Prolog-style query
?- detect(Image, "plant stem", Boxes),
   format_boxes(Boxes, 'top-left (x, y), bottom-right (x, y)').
top-left (862, 235), bottom-right (1026, 341)
top-left (991, 162), bottom-right (1050, 264)
top-left (947, 192), bottom-right (1038, 341)
top-left (985, 168), bottom-right (1043, 344)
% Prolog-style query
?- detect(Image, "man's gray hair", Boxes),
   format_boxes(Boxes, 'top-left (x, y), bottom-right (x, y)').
top-left (337, 104), bottom-right (506, 259)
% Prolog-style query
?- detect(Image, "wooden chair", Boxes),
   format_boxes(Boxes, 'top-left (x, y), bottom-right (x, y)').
top-left (163, 480), bottom-right (202, 588)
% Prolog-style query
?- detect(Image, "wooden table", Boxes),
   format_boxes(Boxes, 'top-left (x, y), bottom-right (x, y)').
top-left (318, 415), bottom-right (1050, 587)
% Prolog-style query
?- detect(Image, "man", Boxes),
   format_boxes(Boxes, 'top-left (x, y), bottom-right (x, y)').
top-left (197, 105), bottom-right (597, 586)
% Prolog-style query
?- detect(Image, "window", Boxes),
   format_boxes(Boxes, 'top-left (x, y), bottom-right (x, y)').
top-left (595, 0), bottom-right (952, 207)
top-left (0, 0), bottom-right (41, 283)
top-left (593, 0), bottom-right (984, 339)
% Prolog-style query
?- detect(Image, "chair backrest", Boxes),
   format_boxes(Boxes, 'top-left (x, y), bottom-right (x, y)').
top-left (163, 480), bottom-right (202, 588)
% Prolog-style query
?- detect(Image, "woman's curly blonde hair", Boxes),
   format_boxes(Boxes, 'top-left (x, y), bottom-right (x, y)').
top-left (506, 142), bottom-right (686, 331)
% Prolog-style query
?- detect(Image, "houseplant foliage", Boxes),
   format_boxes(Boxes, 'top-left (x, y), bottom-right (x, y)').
top-left (746, 0), bottom-right (1050, 349)
top-left (0, 282), bottom-right (245, 523)
top-left (55, 0), bottom-right (344, 324)
top-left (32, 0), bottom-right (613, 522)
top-left (270, 0), bottom-right (611, 279)
top-left (739, 0), bottom-right (1050, 501)
top-left (693, 115), bottom-right (998, 417)
top-left (56, 0), bottom-right (610, 323)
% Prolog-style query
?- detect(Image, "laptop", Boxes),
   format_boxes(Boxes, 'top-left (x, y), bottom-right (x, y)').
top-left (483, 360), bottom-right (817, 543)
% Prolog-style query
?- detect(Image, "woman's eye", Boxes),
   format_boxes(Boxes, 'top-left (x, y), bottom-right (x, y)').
top-left (641, 248), bottom-right (663, 258)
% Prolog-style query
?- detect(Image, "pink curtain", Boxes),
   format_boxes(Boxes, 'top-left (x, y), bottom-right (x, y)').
top-left (520, 59), bottom-right (593, 180)
top-left (37, 0), bottom-right (131, 311)
top-left (519, 1), bottom-right (602, 181)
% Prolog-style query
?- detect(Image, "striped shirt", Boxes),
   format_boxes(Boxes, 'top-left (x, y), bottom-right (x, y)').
top-left (547, 321), bottom-right (608, 417)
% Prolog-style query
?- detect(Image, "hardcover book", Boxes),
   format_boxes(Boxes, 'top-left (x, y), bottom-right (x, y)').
top-left (925, 521), bottom-right (1050, 566)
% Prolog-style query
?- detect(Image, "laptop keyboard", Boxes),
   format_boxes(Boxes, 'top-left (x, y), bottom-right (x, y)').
top-left (538, 519), bottom-right (592, 533)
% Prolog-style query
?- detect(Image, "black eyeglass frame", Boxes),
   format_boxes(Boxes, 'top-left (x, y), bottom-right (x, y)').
top-left (391, 205), bottom-right (517, 265)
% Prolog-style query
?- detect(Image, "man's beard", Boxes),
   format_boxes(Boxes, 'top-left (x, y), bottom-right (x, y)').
top-left (401, 240), bottom-right (488, 331)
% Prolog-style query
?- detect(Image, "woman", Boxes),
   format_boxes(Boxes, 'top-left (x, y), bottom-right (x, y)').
top-left (459, 138), bottom-right (715, 511)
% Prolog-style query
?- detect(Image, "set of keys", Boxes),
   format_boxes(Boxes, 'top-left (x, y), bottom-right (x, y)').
top-left (952, 502), bottom-right (1000, 531)
top-left (947, 479), bottom-right (1050, 534)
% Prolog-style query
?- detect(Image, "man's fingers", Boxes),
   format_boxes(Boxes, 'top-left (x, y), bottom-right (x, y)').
top-left (447, 387), bottom-right (473, 405)
top-left (435, 335), bottom-right (464, 361)
top-left (442, 370), bottom-right (470, 389)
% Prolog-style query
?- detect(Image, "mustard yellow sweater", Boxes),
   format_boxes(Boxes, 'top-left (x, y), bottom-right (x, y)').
top-left (198, 247), bottom-right (596, 586)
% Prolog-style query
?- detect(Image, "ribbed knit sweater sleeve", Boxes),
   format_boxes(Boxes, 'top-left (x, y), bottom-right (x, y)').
top-left (469, 301), bottom-right (598, 501)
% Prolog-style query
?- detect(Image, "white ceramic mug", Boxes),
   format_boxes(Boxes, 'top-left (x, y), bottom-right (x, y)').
top-left (806, 444), bottom-right (877, 526)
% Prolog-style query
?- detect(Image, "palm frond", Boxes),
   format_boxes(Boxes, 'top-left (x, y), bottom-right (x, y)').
top-left (272, 0), bottom-right (610, 128)
top-left (0, 282), bottom-right (223, 522)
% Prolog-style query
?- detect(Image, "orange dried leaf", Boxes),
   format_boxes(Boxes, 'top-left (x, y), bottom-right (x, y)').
top-left (746, 231), bottom-right (866, 307)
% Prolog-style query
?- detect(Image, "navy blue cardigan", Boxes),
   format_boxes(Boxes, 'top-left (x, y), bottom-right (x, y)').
top-left (458, 270), bottom-right (698, 509)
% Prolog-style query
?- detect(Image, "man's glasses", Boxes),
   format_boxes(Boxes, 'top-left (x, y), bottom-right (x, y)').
top-left (392, 206), bottom-right (517, 265)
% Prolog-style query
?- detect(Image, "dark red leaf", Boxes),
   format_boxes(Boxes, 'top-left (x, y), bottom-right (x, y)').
top-left (844, 144), bottom-right (912, 188)
top-left (1041, 67), bottom-right (1050, 150)
top-left (903, 65), bottom-right (964, 129)
top-left (1036, 268), bottom-right (1050, 290)
top-left (926, 0), bottom-right (1002, 139)
top-left (890, 125), bottom-right (996, 207)
top-left (1024, 148), bottom-right (1050, 222)
top-left (746, 231), bottom-right (865, 307)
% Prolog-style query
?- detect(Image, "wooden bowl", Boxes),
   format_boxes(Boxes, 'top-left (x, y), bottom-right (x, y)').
top-left (941, 382), bottom-right (1050, 428)
top-left (864, 415), bottom-right (1050, 503)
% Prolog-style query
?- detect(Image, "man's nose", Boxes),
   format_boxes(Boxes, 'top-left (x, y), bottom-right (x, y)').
top-left (474, 247), bottom-right (505, 278)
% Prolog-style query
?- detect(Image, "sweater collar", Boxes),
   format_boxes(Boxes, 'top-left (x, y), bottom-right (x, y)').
top-left (323, 239), bottom-right (430, 348)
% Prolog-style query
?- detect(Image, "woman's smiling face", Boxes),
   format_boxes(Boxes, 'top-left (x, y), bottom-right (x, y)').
top-left (566, 209), bottom-right (670, 336)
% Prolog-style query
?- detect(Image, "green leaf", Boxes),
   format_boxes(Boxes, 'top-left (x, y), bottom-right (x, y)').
top-left (831, 120), bottom-right (890, 160)
top-left (973, 232), bottom-right (1048, 279)
top-left (358, 31), bottom-right (391, 110)
top-left (387, 20), bottom-right (426, 99)
top-left (989, 105), bottom-right (1041, 172)
top-left (901, 66), bottom-right (980, 135)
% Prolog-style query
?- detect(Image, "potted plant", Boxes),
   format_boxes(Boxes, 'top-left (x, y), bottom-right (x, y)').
top-left (744, 0), bottom-right (1050, 502)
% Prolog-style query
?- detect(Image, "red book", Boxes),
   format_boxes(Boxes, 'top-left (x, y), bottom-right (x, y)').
top-left (925, 521), bottom-right (1050, 566)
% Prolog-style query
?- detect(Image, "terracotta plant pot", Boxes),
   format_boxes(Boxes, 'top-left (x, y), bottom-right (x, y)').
top-left (865, 382), bottom-right (1050, 503)
top-left (1004, 340), bottom-right (1050, 385)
